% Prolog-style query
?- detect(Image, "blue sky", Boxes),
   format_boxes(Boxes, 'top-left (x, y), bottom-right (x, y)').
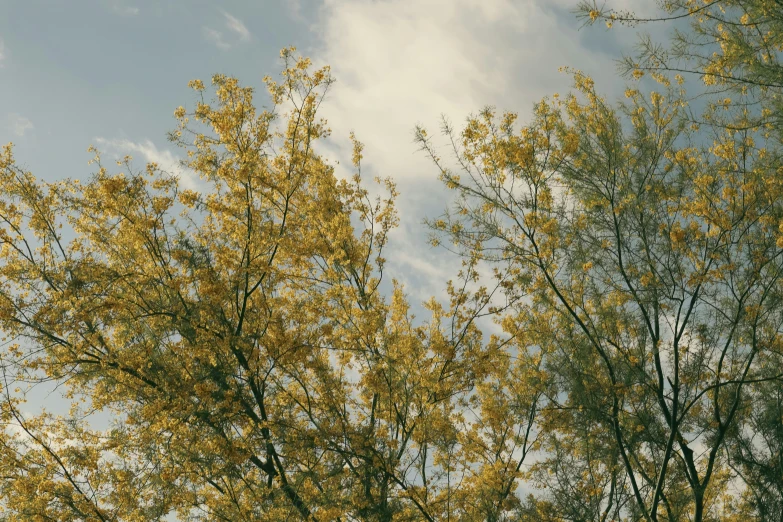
top-left (0, 5), bottom-right (719, 514)
top-left (0, 0), bottom-right (663, 305)
top-left (0, 0), bottom-right (682, 447)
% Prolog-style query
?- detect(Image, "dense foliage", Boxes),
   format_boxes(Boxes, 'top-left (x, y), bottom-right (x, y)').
top-left (1, 1), bottom-right (782, 520)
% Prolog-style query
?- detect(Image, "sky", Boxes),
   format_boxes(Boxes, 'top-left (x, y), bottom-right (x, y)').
top-left (0, 4), bottom-right (729, 513)
top-left (0, 4), bottom-right (726, 515)
top-left (0, 0), bottom-right (674, 306)
top-left (0, 3), bottom-right (688, 498)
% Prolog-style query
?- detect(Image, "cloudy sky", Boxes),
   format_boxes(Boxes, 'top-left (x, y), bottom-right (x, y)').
top-left (0, 0), bottom-right (665, 307)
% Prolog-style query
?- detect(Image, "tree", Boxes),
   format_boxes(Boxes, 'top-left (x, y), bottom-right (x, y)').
top-left (0, 48), bottom-right (523, 521)
top-left (3, 2), bottom-right (782, 520)
top-left (577, 2), bottom-right (783, 519)
top-left (416, 62), bottom-right (783, 521)
top-left (578, 0), bottom-right (783, 141)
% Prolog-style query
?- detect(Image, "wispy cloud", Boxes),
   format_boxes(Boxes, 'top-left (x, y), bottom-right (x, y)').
top-left (9, 114), bottom-right (33, 137)
top-left (312, 0), bottom-right (540, 187)
top-left (307, 0), bottom-right (627, 297)
top-left (222, 11), bottom-right (251, 41)
top-left (204, 11), bottom-right (251, 50)
top-left (107, 0), bottom-right (139, 16)
top-left (203, 27), bottom-right (231, 50)
top-left (282, 0), bottom-right (304, 22)
top-left (0, 39), bottom-right (6, 67)
top-left (93, 137), bottom-right (201, 190)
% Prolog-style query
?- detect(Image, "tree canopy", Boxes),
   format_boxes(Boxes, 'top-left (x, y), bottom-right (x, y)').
top-left (2, 2), bottom-right (783, 520)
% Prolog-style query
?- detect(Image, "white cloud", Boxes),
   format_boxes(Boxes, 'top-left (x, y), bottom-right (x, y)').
top-left (116, 5), bottom-right (139, 16)
top-left (203, 27), bottom-right (231, 50)
top-left (108, 0), bottom-right (139, 16)
top-left (282, 0), bottom-right (304, 22)
top-left (204, 12), bottom-right (251, 50)
top-left (0, 39), bottom-right (6, 67)
top-left (305, 0), bottom-right (625, 293)
top-left (93, 137), bottom-right (202, 191)
top-left (222, 11), bottom-right (251, 41)
top-left (308, 0), bottom-right (622, 194)
top-left (9, 114), bottom-right (33, 137)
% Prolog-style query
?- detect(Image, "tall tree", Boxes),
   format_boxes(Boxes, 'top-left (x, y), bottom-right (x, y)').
top-left (3, 2), bottom-right (782, 520)
top-left (416, 62), bottom-right (783, 520)
top-left (578, 0), bottom-right (783, 140)
top-left (578, 2), bottom-right (783, 519)
top-left (0, 48), bottom-right (520, 521)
